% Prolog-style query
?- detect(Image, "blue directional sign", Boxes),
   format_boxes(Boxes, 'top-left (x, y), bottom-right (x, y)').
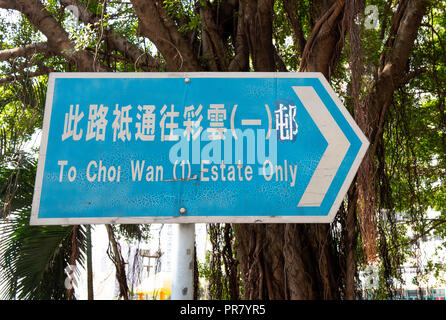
top-left (30, 73), bottom-right (369, 225)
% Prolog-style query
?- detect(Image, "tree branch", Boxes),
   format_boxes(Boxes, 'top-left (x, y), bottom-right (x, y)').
top-left (131, 0), bottom-right (201, 71)
top-left (0, 42), bottom-right (48, 61)
top-left (11, 0), bottom-right (108, 72)
top-left (0, 0), bottom-right (15, 9)
top-left (299, 0), bottom-right (346, 78)
top-left (421, 22), bottom-right (446, 64)
top-left (368, 0), bottom-right (429, 151)
top-left (0, 70), bottom-right (49, 84)
top-left (274, 47), bottom-right (287, 72)
top-left (200, 2), bottom-right (230, 71)
top-left (353, 0), bottom-right (430, 264)
top-left (105, 225), bottom-right (129, 300)
top-left (398, 67), bottom-right (427, 85)
top-left (282, 0), bottom-right (306, 56)
top-left (389, 219), bottom-right (446, 251)
top-left (0, 58), bottom-right (51, 84)
top-left (60, 0), bottom-right (160, 71)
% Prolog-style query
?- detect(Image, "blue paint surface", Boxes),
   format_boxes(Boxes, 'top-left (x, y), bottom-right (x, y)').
top-left (37, 76), bottom-right (362, 219)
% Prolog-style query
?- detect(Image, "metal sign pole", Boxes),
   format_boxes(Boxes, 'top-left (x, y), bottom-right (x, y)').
top-left (171, 223), bottom-right (195, 300)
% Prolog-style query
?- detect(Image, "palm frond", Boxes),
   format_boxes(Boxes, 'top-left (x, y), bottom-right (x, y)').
top-left (0, 210), bottom-right (86, 300)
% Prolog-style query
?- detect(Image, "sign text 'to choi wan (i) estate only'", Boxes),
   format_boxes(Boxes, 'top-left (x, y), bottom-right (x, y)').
top-left (30, 72), bottom-right (369, 225)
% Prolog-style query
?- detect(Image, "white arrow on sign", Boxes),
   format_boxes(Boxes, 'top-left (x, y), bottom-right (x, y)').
top-left (292, 86), bottom-right (351, 207)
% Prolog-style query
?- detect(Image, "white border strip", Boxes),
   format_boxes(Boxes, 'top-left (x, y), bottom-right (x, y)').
top-left (30, 73), bottom-right (56, 226)
top-left (31, 215), bottom-right (335, 225)
top-left (48, 72), bottom-right (324, 79)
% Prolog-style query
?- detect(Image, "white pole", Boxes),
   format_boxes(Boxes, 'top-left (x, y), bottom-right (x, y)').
top-left (171, 223), bottom-right (195, 300)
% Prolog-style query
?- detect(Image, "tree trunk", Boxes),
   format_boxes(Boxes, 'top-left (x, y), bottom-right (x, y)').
top-left (86, 225), bottom-right (94, 300)
top-left (234, 0), bottom-right (428, 300)
top-left (234, 0), bottom-right (344, 300)
top-left (106, 225), bottom-right (129, 300)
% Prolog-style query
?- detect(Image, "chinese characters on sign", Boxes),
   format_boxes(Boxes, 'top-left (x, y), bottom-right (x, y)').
top-left (274, 104), bottom-right (298, 141)
top-left (61, 103), bottom-right (298, 143)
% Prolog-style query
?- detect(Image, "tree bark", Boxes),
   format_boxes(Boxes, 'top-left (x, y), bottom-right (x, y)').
top-left (234, 0), bottom-right (429, 301)
top-left (200, 1), bottom-right (230, 71)
top-left (131, 0), bottom-right (201, 71)
top-left (344, 183), bottom-right (359, 299)
top-left (239, 0), bottom-right (275, 72)
top-left (299, 0), bottom-right (345, 79)
top-left (234, 0), bottom-right (345, 300)
top-left (0, 42), bottom-right (48, 61)
top-left (106, 225), bottom-right (129, 300)
top-left (86, 225), bottom-right (94, 300)
top-left (282, 0), bottom-right (306, 56)
top-left (356, 0), bottom-right (429, 262)
top-left (0, 0), bottom-right (14, 9)
top-left (228, 2), bottom-right (249, 71)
